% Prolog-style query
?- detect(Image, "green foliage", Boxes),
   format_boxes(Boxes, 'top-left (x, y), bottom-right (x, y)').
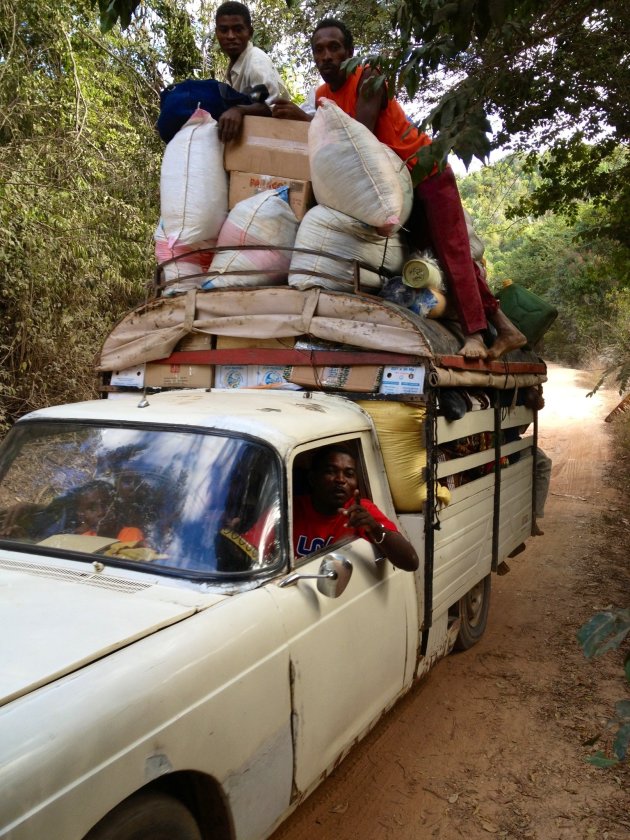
top-left (578, 608), bottom-right (630, 765)
top-left (588, 358), bottom-right (630, 399)
top-left (0, 0), bottom-right (161, 432)
top-left (578, 610), bottom-right (630, 659)
top-left (514, 142), bottom-right (630, 252)
top-left (91, 0), bottom-right (141, 33)
top-left (333, 1), bottom-right (630, 198)
top-left (459, 153), bottom-right (630, 370)
top-left (152, 0), bottom-right (202, 80)
top-left (517, 144), bottom-right (630, 384)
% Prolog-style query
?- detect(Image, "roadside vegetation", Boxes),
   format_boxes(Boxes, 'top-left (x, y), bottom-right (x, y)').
top-left (575, 409), bottom-right (630, 769)
top-left (0, 0), bottom-right (628, 433)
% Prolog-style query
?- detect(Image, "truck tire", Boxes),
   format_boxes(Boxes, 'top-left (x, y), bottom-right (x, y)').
top-left (454, 574), bottom-right (491, 651)
top-left (84, 791), bottom-right (202, 840)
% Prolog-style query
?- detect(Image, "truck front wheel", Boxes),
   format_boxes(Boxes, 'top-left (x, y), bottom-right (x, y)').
top-left (454, 574), bottom-right (491, 651)
top-left (84, 791), bottom-right (202, 840)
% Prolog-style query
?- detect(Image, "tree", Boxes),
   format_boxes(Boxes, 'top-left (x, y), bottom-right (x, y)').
top-left (0, 0), bottom-right (163, 430)
top-left (92, 0), bottom-right (142, 33)
top-left (459, 155), bottom-right (629, 368)
top-left (379, 2), bottom-right (629, 176)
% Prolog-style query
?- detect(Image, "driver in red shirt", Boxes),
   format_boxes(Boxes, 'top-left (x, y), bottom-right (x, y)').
top-left (294, 444), bottom-right (419, 572)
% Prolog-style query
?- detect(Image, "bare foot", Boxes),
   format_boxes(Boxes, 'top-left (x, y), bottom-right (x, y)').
top-left (458, 332), bottom-right (488, 359)
top-left (487, 330), bottom-right (527, 360)
top-left (533, 522), bottom-right (544, 536)
top-left (486, 309), bottom-right (527, 360)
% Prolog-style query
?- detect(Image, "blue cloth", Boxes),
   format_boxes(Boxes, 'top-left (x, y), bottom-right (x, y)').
top-left (157, 79), bottom-right (254, 143)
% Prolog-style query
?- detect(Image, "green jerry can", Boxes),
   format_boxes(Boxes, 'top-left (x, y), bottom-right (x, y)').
top-left (495, 280), bottom-right (558, 347)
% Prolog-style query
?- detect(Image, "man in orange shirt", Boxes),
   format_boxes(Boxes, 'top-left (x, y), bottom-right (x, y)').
top-left (272, 19), bottom-right (526, 360)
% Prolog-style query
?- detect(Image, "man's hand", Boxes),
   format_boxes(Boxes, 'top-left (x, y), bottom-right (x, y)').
top-left (355, 66), bottom-right (387, 134)
top-left (340, 490), bottom-right (382, 542)
top-left (340, 490), bottom-right (419, 572)
top-left (270, 99), bottom-right (313, 121)
top-left (218, 107), bottom-right (244, 143)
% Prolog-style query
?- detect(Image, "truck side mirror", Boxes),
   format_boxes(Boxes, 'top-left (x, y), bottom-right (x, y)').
top-left (317, 554), bottom-right (353, 598)
top-left (278, 553), bottom-right (353, 598)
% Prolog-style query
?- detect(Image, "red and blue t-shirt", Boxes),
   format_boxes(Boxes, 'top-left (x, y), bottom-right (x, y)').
top-left (293, 495), bottom-right (397, 558)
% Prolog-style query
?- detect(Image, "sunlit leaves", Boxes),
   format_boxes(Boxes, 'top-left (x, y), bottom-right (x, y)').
top-left (0, 0), bottom-right (160, 428)
top-left (152, 0), bottom-right (202, 80)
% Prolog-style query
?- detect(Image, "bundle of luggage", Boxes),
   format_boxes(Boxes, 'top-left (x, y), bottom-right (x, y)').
top-left (155, 99), bottom-right (419, 298)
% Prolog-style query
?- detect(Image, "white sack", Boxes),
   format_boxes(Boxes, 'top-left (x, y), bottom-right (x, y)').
top-left (463, 207), bottom-right (489, 283)
top-left (464, 208), bottom-right (485, 262)
top-left (309, 99), bottom-right (413, 236)
top-left (289, 204), bottom-right (406, 292)
top-left (160, 108), bottom-right (228, 247)
top-left (383, 144), bottom-right (413, 232)
top-left (204, 189), bottom-right (298, 289)
top-left (154, 220), bottom-right (215, 293)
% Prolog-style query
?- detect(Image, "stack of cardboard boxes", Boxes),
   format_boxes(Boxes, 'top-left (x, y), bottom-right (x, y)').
top-left (111, 337), bottom-right (425, 396)
top-left (224, 117), bottom-right (315, 221)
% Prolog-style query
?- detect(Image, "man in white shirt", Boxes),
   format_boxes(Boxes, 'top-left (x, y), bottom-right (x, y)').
top-left (215, 2), bottom-right (288, 142)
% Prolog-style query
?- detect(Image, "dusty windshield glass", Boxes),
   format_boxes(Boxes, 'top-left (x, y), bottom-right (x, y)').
top-left (0, 421), bottom-right (283, 577)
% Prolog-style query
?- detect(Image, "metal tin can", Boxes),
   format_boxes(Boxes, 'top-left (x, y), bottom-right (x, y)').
top-left (402, 257), bottom-right (442, 289)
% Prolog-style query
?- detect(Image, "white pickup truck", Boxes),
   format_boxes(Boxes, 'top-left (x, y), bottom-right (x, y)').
top-left (0, 288), bottom-right (545, 840)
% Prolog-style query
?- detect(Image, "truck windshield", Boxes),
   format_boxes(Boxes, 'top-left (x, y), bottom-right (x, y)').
top-left (0, 421), bottom-right (283, 578)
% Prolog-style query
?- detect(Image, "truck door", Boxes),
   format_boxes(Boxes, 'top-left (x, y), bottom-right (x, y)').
top-left (267, 437), bottom-right (414, 796)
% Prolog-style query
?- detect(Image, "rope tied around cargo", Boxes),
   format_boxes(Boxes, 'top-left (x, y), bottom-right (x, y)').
top-left (183, 289), bottom-right (196, 334)
top-left (378, 234), bottom-right (389, 286)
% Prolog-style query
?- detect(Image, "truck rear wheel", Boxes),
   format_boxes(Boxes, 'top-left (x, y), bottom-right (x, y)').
top-left (454, 574), bottom-right (491, 651)
top-left (84, 791), bottom-right (202, 840)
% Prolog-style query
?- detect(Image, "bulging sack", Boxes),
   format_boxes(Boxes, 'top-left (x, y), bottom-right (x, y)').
top-left (154, 220), bottom-right (214, 293)
top-left (204, 188), bottom-right (298, 289)
top-left (288, 205), bottom-right (406, 292)
top-left (464, 209), bottom-right (485, 262)
top-left (357, 401), bottom-right (451, 512)
top-left (309, 99), bottom-right (413, 236)
top-left (160, 109), bottom-right (228, 248)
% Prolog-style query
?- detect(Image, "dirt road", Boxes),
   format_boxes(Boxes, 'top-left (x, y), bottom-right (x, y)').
top-left (272, 364), bottom-right (630, 840)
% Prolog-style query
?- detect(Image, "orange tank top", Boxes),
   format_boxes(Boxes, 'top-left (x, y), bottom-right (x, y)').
top-left (316, 67), bottom-right (431, 171)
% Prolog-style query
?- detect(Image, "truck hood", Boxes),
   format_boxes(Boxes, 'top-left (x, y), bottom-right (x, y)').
top-left (0, 553), bottom-right (227, 707)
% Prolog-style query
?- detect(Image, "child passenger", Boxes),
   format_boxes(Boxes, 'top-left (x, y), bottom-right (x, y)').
top-left (74, 481), bottom-right (113, 536)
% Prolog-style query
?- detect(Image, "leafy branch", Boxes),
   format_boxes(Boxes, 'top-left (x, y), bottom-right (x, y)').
top-left (577, 608), bottom-right (630, 766)
top-left (586, 360), bottom-right (630, 399)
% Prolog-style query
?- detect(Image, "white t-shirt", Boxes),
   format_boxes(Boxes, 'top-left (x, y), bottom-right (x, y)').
top-left (224, 42), bottom-right (288, 103)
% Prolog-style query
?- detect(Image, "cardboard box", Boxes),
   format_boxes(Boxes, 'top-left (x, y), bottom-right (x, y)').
top-left (288, 365), bottom-right (383, 393)
top-left (229, 171), bottom-right (315, 220)
top-left (176, 332), bottom-right (213, 351)
top-left (214, 364), bottom-right (289, 389)
top-left (224, 116), bottom-right (310, 181)
top-left (214, 365), bottom-right (249, 389)
top-left (145, 363), bottom-right (213, 389)
top-left (250, 366), bottom-right (288, 387)
top-left (379, 366), bottom-right (425, 395)
top-left (215, 335), bottom-right (295, 350)
top-left (110, 364), bottom-right (145, 388)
